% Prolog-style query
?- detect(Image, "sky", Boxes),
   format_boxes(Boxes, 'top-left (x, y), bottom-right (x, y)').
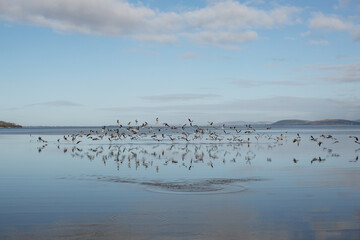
top-left (0, 0), bottom-right (359, 126)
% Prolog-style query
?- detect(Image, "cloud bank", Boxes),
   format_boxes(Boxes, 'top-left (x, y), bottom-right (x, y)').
top-left (101, 96), bottom-right (360, 122)
top-left (307, 62), bottom-right (360, 83)
top-left (309, 12), bottom-right (360, 41)
top-left (0, 0), bottom-right (301, 46)
top-left (26, 100), bottom-right (81, 107)
top-left (140, 93), bottom-right (221, 101)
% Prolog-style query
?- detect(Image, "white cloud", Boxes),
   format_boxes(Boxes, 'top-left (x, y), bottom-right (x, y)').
top-left (133, 34), bottom-right (178, 43)
top-left (309, 13), bottom-right (352, 31)
top-left (0, 0), bottom-right (301, 47)
top-left (309, 40), bottom-right (329, 45)
top-left (180, 52), bottom-right (202, 59)
top-left (140, 93), bottom-right (221, 101)
top-left (0, 0), bottom-right (158, 35)
top-left (300, 31), bottom-right (311, 37)
top-left (309, 12), bottom-right (360, 41)
top-left (189, 30), bottom-right (258, 45)
top-left (184, 1), bottom-right (300, 29)
top-left (124, 48), bottom-right (159, 55)
top-left (334, 0), bottom-right (351, 10)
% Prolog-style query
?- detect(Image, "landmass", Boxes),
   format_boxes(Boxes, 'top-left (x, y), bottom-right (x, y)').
top-left (216, 121), bottom-right (271, 126)
top-left (0, 121), bottom-right (22, 128)
top-left (272, 119), bottom-right (360, 126)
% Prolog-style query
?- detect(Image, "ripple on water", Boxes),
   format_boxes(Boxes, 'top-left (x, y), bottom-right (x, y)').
top-left (142, 180), bottom-right (246, 195)
top-left (84, 176), bottom-right (265, 195)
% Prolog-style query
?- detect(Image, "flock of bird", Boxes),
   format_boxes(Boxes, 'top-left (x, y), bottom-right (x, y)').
top-left (35, 118), bottom-right (360, 172)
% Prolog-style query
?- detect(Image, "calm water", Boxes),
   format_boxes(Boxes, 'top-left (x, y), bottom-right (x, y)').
top-left (0, 126), bottom-right (360, 239)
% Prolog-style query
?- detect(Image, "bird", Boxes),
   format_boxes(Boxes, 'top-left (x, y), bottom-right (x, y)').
top-left (350, 156), bottom-right (359, 162)
top-left (37, 137), bottom-right (47, 143)
top-left (349, 136), bottom-right (359, 141)
top-left (36, 116), bottom-right (360, 173)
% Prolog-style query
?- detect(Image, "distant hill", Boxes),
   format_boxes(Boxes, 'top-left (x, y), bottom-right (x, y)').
top-left (272, 119), bottom-right (360, 126)
top-left (216, 121), bottom-right (271, 126)
top-left (0, 121), bottom-right (22, 128)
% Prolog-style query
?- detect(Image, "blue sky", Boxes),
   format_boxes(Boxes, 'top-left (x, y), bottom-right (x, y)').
top-left (0, 0), bottom-right (359, 126)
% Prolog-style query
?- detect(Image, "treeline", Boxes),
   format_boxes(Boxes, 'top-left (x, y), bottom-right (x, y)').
top-left (0, 121), bottom-right (22, 128)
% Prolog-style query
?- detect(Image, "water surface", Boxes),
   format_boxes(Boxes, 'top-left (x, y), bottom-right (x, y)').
top-left (0, 126), bottom-right (359, 239)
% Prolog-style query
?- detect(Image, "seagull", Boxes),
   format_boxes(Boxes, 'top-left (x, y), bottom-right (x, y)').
top-left (350, 136), bottom-right (359, 144)
top-left (209, 161), bottom-right (213, 168)
top-left (37, 137), bottom-right (47, 143)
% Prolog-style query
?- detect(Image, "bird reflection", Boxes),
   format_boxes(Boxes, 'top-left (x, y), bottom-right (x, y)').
top-left (35, 118), bottom-right (359, 171)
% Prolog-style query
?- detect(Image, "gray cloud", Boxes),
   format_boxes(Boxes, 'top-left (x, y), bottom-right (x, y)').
top-left (231, 79), bottom-right (303, 88)
top-left (0, 0), bottom-right (301, 47)
top-left (140, 93), bottom-right (221, 101)
top-left (231, 79), bottom-right (258, 88)
top-left (0, 0), bottom-right (158, 34)
top-left (266, 81), bottom-right (304, 86)
top-left (26, 100), bottom-right (82, 107)
top-left (133, 34), bottom-right (178, 43)
top-left (100, 96), bottom-right (360, 122)
top-left (334, 55), bottom-right (352, 59)
top-left (306, 62), bottom-right (360, 83)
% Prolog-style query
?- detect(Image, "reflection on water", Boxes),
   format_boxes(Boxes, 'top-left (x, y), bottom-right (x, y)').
top-left (37, 141), bottom-right (358, 172)
top-left (0, 125), bottom-right (360, 239)
top-left (34, 124), bottom-right (359, 172)
top-left (80, 176), bottom-right (264, 194)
